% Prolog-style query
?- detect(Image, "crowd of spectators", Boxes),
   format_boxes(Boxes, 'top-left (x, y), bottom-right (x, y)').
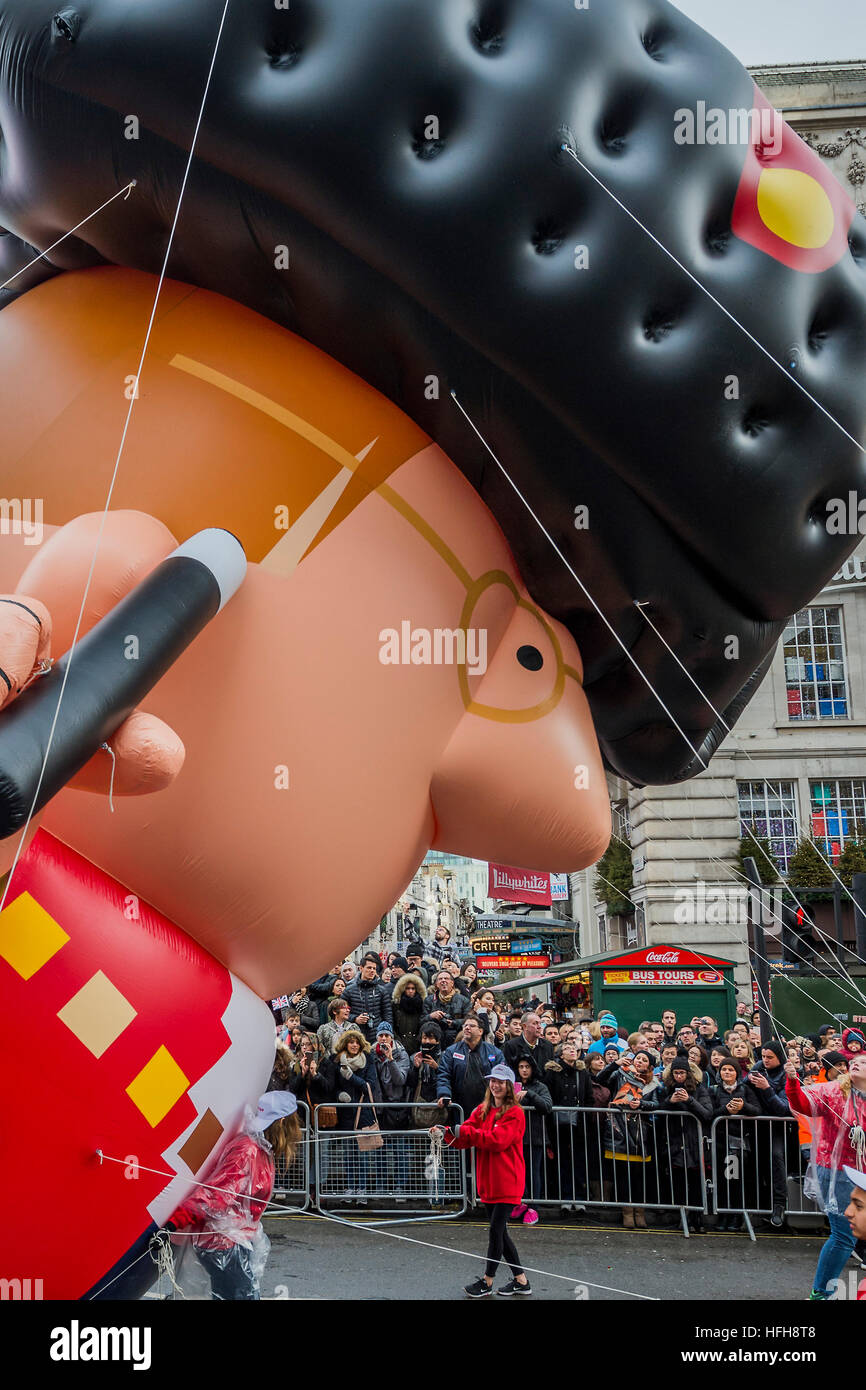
top-left (268, 941), bottom-right (866, 1249)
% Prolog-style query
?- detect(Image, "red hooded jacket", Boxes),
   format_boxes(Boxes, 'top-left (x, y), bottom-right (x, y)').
top-left (169, 1134), bottom-right (275, 1251)
top-left (444, 1101), bottom-right (525, 1205)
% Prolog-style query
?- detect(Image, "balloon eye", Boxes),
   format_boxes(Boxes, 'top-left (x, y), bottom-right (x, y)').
top-left (517, 645), bottom-right (544, 671)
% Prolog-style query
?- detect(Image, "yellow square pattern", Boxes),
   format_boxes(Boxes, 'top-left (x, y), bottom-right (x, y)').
top-left (57, 970), bottom-right (137, 1058)
top-left (126, 1045), bottom-right (189, 1128)
top-left (0, 891), bottom-right (69, 980)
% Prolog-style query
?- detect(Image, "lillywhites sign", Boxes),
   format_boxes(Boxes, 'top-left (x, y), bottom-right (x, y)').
top-left (488, 862), bottom-right (552, 906)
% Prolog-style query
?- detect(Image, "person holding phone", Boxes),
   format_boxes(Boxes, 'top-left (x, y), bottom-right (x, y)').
top-left (432, 1064), bottom-right (531, 1298)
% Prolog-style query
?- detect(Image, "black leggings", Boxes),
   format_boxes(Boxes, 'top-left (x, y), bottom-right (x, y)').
top-left (485, 1203), bottom-right (524, 1279)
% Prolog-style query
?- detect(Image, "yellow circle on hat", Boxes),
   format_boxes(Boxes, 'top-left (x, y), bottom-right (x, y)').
top-left (756, 168), bottom-right (835, 249)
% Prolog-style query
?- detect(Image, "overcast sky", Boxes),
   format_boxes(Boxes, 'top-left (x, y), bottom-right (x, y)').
top-left (675, 0), bottom-right (866, 66)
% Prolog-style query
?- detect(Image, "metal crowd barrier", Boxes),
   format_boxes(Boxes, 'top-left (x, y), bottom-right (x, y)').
top-left (262, 1100), bottom-right (830, 1239)
top-left (312, 1102), bottom-right (468, 1221)
top-left (272, 1100), bottom-right (312, 1210)
top-left (709, 1114), bottom-right (817, 1242)
top-left (478, 1105), bottom-right (708, 1235)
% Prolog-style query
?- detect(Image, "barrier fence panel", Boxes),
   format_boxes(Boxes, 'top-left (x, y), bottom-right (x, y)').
top-left (471, 1106), bottom-right (707, 1231)
top-left (709, 1114), bottom-right (814, 1241)
top-left (313, 1103), bottom-right (467, 1219)
top-left (276, 1102), bottom-right (832, 1240)
top-left (272, 1100), bottom-right (311, 1210)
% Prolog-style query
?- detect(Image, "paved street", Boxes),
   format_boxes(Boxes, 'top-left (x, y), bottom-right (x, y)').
top-left (257, 1211), bottom-right (828, 1301)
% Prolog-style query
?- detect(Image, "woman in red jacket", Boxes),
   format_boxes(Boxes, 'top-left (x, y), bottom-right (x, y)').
top-left (434, 1063), bottom-right (530, 1298)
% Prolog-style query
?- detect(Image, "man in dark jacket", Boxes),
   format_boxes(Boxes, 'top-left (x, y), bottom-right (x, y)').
top-left (696, 1015), bottom-right (725, 1053)
top-left (343, 955), bottom-right (393, 1043)
top-left (423, 969), bottom-right (470, 1046)
top-left (504, 1011), bottom-right (554, 1071)
top-left (747, 1039), bottom-right (791, 1227)
top-left (437, 1013), bottom-right (503, 1120)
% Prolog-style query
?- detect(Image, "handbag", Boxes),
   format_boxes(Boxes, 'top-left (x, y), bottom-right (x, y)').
top-left (316, 1105), bottom-right (338, 1129)
top-left (354, 1083), bottom-right (384, 1152)
top-left (412, 1074), bottom-right (440, 1130)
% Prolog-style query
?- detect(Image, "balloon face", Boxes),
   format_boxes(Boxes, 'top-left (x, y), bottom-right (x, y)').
top-left (0, 269), bottom-right (610, 997)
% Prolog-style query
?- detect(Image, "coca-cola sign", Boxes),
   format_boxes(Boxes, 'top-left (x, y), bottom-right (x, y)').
top-left (602, 944), bottom-right (734, 972)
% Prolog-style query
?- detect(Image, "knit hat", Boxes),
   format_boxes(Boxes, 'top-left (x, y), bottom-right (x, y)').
top-left (376, 1020), bottom-right (394, 1036)
top-left (761, 1038), bottom-right (786, 1066)
top-left (670, 1053), bottom-right (691, 1074)
top-left (599, 1013), bottom-right (618, 1029)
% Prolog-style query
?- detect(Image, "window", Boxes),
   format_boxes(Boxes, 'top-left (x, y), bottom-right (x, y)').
top-left (737, 780), bottom-right (799, 872)
top-left (597, 912), bottom-right (607, 952)
top-left (810, 779), bottom-right (866, 860)
top-left (612, 800), bottom-right (631, 844)
top-left (782, 607), bottom-right (848, 720)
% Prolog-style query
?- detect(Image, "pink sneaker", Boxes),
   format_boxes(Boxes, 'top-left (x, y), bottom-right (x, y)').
top-left (511, 1204), bottom-right (526, 1220)
top-left (522, 1208), bottom-right (539, 1226)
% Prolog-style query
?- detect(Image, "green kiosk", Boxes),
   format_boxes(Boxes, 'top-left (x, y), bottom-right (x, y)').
top-left (575, 945), bottom-right (738, 1034)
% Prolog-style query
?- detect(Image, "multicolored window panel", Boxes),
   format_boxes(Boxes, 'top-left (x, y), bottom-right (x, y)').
top-left (782, 607), bottom-right (848, 721)
top-left (737, 780), bottom-right (799, 873)
top-left (809, 779), bottom-right (866, 861)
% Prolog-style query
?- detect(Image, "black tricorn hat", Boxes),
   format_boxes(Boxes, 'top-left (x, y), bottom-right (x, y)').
top-left (2, 0), bottom-right (865, 784)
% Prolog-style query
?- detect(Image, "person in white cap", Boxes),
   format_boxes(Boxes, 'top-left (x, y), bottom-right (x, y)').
top-left (432, 1063), bottom-right (531, 1298)
top-left (166, 1091), bottom-right (300, 1299)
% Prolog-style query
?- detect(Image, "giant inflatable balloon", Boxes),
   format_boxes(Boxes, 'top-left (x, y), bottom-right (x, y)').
top-left (0, 0), bottom-right (865, 1299)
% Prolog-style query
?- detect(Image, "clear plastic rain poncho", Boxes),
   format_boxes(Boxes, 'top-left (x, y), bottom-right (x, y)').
top-left (789, 1056), bottom-right (866, 1216)
top-left (165, 1091), bottom-right (296, 1300)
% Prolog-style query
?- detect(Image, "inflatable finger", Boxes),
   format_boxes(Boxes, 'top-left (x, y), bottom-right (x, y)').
top-left (0, 595), bottom-right (51, 709)
top-left (71, 710), bottom-right (185, 797)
